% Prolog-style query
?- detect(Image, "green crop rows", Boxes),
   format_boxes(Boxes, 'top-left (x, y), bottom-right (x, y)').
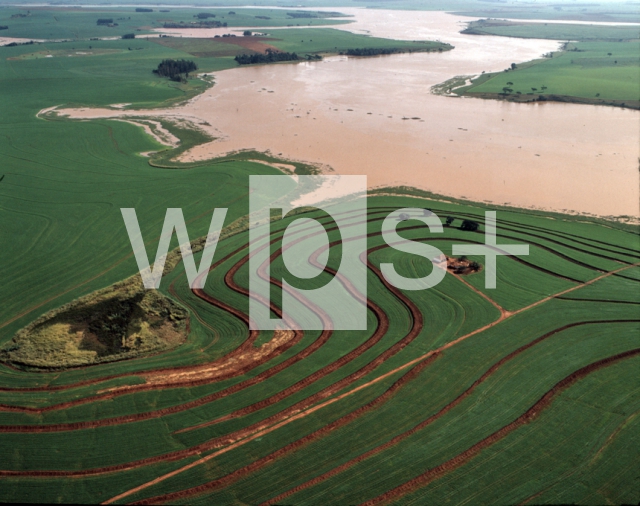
top-left (0, 5), bottom-right (638, 505)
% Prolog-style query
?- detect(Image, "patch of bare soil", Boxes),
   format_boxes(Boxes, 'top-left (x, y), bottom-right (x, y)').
top-left (223, 36), bottom-right (280, 53)
top-left (445, 255), bottom-right (481, 275)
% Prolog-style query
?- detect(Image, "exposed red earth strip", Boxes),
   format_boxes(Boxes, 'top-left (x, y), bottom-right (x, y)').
top-left (259, 319), bottom-right (639, 506)
top-left (0, 209), bottom-right (601, 395)
top-left (127, 354), bottom-right (442, 506)
top-left (97, 261), bottom-right (639, 503)
top-left (360, 348), bottom-right (640, 506)
top-left (0, 207), bottom-right (347, 393)
top-left (111, 334), bottom-right (640, 506)
top-left (0, 209), bottom-right (635, 505)
top-left (0, 234), bottom-right (633, 452)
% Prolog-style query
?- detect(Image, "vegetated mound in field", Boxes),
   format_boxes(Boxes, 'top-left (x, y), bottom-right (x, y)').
top-left (1, 278), bottom-right (188, 370)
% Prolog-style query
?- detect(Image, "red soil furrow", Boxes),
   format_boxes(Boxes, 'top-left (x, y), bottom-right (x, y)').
top-left (0, 315), bottom-right (311, 429)
top-left (0, 217), bottom-right (365, 424)
top-left (170, 239), bottom-right (425, 438)
top-left (0, 240), bottom-right (254, 393)
top-left (119, 321), bottom-right (640, 506)
top-left (557, 297), bottom-right (640, 305)
top-left (261, 319), bottom-right (640, 505)
top-left (0, 214), bottom-right (381, 419)
top-left (361, 348), bottom-right (640, 506)
top-left (2, 214), bottom-right (634, 496)
top-left (126, 353), bottom-right (441, 506)
top-left (0, 208), bottom-right (342, 394)
top-left (0, 346), bottom-right (434, 484)
top-left (174, 238), bottom-right (378, 432)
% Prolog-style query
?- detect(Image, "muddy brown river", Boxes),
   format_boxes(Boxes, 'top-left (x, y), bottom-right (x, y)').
top-left (57, 9), bottom-right (640, 218)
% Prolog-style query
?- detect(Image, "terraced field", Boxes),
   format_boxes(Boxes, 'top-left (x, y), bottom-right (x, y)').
top-left (0, 4), bottom-right (638, 504)
top-left (0, 194), bottom-right (638, 505)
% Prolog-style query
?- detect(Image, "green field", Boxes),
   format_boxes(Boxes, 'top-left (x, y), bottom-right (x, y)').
top-left (455, 22), bottom-right (640, 108)
top-left (152, 27), bottom-right (449, 60)
top-left (1, 0), bottom-right (638, 23)
top-left (462, 19), bottom-right (640, 42)
top-left (0, 4), bottom-right (638, 505)
top-left (0, 7), bottom-right (352, 40)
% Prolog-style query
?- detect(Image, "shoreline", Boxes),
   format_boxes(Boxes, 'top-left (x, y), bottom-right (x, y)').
top-left (460, 90), bottom-right (640, 111)
top-left (34, 104), bottom-right (640, 225)
top-left (32, 9), bottom-right (639, 219)
top-left (40, 77), bottom-right (639, 222)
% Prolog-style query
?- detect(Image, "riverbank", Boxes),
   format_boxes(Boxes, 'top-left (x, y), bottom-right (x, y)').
top-left (49, 10), bottom-right (638, 218)
top-left (453, 20), bottom-right (640, 110)
top-left (461, 90), bottom-right (639, 110)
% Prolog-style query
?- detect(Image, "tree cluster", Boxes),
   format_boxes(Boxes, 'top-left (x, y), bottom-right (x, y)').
top-left (0, 26), bottom-right (7, 30)
top-left (163, 20), bottom-right (226, 28)
top-left (135, 8), bottom-right (153, 12)
top-left (153, 59), bottom-right (198, 82)
top-left (122, 33), bottom-right (135, 39)
top-left (287, 12), bottom-right (318, 18)
top-left (235, 49), bottom-right (299, 65)
top-left (341, 48), bottom-right (405, 57)
top-left (460, 220), bottom-right (479, 232)
top-left (97, 18), bottom-right (114, 25)
top-left (196, 12), bottom-right (216, 19)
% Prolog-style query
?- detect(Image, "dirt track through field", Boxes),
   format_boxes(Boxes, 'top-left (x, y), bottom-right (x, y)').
top-left (0, 207), bottom-right (622, 394)
top-left (100, 256), bottom-right (640, 503)
top-left (360, 348), bottom-right (640, 506)
top-left (260, 319), bottom-right (640, 505)
top-left (1, 209), bottom-right (637, 506)
top-left (98, 256), bottom-right (639, 503)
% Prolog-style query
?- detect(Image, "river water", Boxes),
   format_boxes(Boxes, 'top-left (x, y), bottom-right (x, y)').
top-left (58, 9), bottom-right (640, 218)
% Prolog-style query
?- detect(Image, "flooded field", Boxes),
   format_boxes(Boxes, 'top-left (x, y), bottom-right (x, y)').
top-left (57, 9), bottom-right (639, 218)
